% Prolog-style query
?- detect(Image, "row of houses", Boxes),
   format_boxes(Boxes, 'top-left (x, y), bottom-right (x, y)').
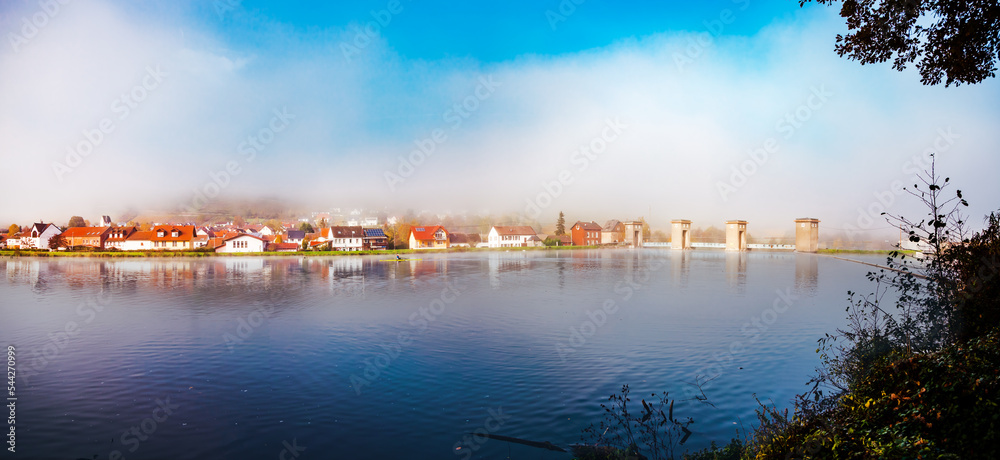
top-left (409, 219), bottom-right (636, 250)
top-left (0, 222), bottom-right (389, 253)
top-left (1, 217), bottom-right (635, 253)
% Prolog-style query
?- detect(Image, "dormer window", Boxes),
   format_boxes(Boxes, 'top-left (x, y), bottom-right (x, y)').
top-left (171, 231), bottom-right (179, 237)
top-left (157, 231), bottom-right (165, 237)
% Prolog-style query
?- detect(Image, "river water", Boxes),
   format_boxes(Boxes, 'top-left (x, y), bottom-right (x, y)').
top-left (0, 250), bottom-right (886, 459)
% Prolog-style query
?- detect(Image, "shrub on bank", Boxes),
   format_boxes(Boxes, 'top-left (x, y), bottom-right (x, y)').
top-left (750, 329), bottom-right (1000, 459)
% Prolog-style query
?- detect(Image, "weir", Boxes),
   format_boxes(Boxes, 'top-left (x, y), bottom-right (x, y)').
top-left (646, 219), bottom-right (820, 251)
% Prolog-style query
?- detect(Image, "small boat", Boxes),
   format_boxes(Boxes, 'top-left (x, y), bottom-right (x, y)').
top-left (379, 258), bottom-right (421, 262)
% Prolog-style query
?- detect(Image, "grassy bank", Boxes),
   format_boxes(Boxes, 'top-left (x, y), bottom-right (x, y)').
top-left (0, 245), bottom-right (601, 258)
top-left (818, 248), bottom-right (916, 255)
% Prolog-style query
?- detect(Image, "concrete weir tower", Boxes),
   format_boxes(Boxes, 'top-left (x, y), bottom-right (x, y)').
top-left (671, 220), bottom-right (691, 249)
top-left (623, 221), bottom-right (644, 248)
top-left (726, 220), bottom-right (748, 251)
top-left (794, 218), bottom-right (820, 252)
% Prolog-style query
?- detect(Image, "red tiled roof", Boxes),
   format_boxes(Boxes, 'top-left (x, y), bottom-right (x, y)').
top-left (60, 227), bottom-right (110, 238)
top-left (223, 234), bottom-right (265, 242)
top-left (409, 225), bottom-right (447, 240)
top-left (268, 243), bottom-right (299, 251)
top-left (127, 231), bottom-right (155, 241)
top-left (216, 229), bottom-right (241, 239)
top-left (107, 227), bottom-right (137, 242)
top-left (151, 225), bottom-right (197, 242)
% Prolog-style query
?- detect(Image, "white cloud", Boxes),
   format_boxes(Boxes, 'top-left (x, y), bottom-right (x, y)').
top-left (0, 1), bottom-right (996, 237)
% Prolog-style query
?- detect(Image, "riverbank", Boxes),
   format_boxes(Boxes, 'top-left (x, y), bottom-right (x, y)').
top-left (0, 245), bottom-right (601, 258)
top-left (817, 248), bottom-right (916, 255)
top-left (0, 246), bottom-right (910, 258)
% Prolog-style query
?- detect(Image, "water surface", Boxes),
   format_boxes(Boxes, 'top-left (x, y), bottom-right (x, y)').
top-left (0, 250), bottom-right (886, 459)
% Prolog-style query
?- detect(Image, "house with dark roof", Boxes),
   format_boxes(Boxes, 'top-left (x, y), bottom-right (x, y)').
top-left (571, 221), bottom-right (602, 246)
top-left (363, 228), bottom-right (388, 250)
top-left (21, 223), bottom-right (61, 249)
top-left (449, 232), bottom-right (483, 248)
top-left (284, 230), bottom-right (306, 246)
top-left (601, 220), bottom-right (625, 245)
top-left (487, 226), bottom-right (540, 248)
top-left (317, 226), bottom-right (365, 251)
top-left (408, 225), bottom-right (449, 250)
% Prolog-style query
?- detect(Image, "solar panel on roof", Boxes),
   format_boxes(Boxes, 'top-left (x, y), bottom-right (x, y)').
top-left (415, 227), bottom-right (424, 232)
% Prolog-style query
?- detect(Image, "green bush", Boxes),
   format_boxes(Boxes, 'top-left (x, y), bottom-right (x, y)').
top-left (751, 329), bottom-right (1000, 459)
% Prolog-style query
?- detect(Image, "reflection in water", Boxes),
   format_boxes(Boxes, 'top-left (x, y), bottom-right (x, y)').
top-left (306, 257), bottom-right (367, 297)
top-left (6, 259), bottom-right (43, 292)
top-left (0, 251), bottom-right (884, 460)
top-left (557, 259), bottom-right (565, 290)
top-left (726, 252), bottom-right (747, 293)
top-left (795, 253), bottom-right (819, 295)
top-left (488, 251), bottom-right (532, 289)
top-left (671, 250), bottom-right (690, 287)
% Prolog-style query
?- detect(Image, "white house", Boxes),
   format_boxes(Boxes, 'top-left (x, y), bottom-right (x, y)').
top-left (284, 230), bottom-right (305, 246)
top-left (488, 226), bottom-right (541, 248)
top-left (122, 231), bottom-right (154, 251)
top-left (245, 224), bottom-right (275, 236)
top-left (105, 227), bottom-right (137, 250)
top-left (318, 226), bottom-right (364, 251)
top-left (216, 234), bottom-right (266, 253)
top-left (5, 235), bottom-right (20, 249)
top-left (21, 223), bottom-right (61, 249)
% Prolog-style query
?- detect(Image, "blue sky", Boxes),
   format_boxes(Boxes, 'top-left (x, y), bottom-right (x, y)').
top-left (1, 0), bottom-right (998, 237)
top-left (201, 0), bottom-right (789, 61)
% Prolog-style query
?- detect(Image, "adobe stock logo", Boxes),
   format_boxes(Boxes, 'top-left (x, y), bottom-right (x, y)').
top-left (7, 0), bottom-right (72, 53)
top-left (522, 117), bottom-right (627, 220)
top-left (716, 85), bottom-right (832, 202)
top-left (339, 0), bottom-right (410, 62)
top-left (384, 75), bottom-right (501, 192)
